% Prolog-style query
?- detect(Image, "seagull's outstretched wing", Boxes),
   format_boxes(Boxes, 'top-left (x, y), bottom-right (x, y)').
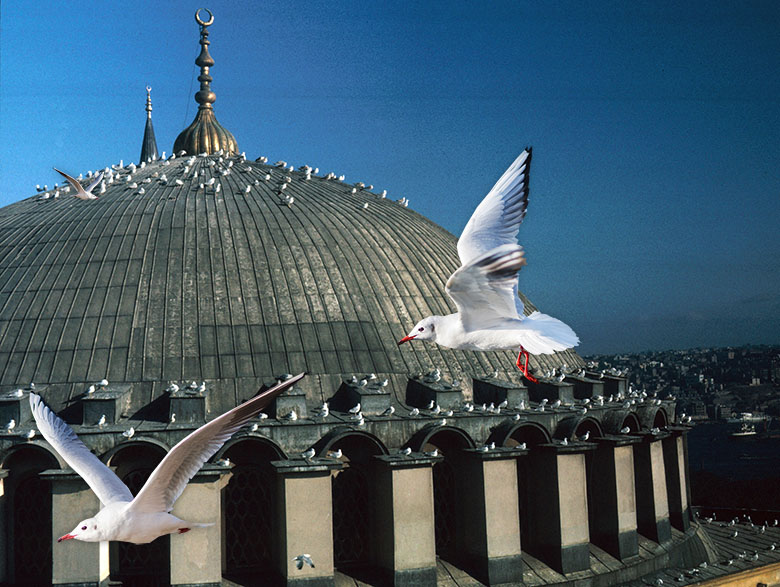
top-left (85, 172), bottom-right (104, 194)
top-left (456, 149), bottom-right (532, 317)
top-left (128, 373), bottom-right (305, 514)
top-left (53, 168), bottom-right (91, 199)
top-left (446, 244), bottom-right (526, 329)
top-left (30, 393), bottom-right (134, 506)
top-left (457, 149), bottom-right (531, 266)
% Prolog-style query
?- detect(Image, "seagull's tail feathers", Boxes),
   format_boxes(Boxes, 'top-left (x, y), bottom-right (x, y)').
top-left (188, 522), bottom-right (215, 528)
top-left (519, 311), bottom-right (579, 355)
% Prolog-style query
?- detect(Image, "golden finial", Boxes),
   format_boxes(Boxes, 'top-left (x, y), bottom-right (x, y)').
top-left (173, 8), bottom-right (238, 156)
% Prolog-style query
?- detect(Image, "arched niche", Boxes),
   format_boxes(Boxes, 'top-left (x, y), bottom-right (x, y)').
top-left (322, 428), bottom-right (386, 574)
top-left (409, 424), bottom-right (474, 563)
top-left (316, 426), bottom-right (388, 462)
top-left (653, 408), bottom-right (669, 429)
top-left (407, 424), bottom-right (475, 453)
top-left (218, 436), bottom-right (285, 582)
top-left (2, 445), bottom-right (60, 585)
top-left (105, 441), bottom-right (169, 585)
top-left (489, 420), bottom-right (552, 448)
top-left (602, 409), bottom-right (641, 434)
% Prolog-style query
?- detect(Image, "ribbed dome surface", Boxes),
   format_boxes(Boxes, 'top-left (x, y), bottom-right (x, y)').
top-left (0, 154), bottom-right (582, 414)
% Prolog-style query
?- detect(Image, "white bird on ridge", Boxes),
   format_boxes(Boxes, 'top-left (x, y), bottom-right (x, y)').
top-left (397, 149), bottom-right (578, 382)
top-left (29, 374), bottom-right (303, 544)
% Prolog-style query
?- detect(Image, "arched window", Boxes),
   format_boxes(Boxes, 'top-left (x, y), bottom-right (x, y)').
top-left (418, 428), bottom-right (473, 562)
top-left (326, 432), bottom-right (385, 573)
top-left (653, 408), bottom-right (668, 429)
top-left (107, 442), bottom-right (170, 586)
top-left (507, 423), bottom-right (551, 554)
top-left (3, 446), bottom-right (59, 585)
top-left (220, 437), bottom-right (284, 583)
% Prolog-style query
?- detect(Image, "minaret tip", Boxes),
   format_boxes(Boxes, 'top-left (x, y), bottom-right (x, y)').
top-left (140, 86), bottom-right (159, 163)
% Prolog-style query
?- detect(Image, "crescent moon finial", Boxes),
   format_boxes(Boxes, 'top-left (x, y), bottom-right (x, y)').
top-left (195, 8), bottom-right (214, 27)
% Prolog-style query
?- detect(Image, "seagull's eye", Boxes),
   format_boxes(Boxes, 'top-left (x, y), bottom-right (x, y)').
top-left (81, 525), bottom-right (87, 530)
top-left (418, 327), bottom-right (424, 332)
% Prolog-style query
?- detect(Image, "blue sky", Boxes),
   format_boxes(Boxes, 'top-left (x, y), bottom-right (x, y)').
top-left (1, 1), bottom-right (778, 354)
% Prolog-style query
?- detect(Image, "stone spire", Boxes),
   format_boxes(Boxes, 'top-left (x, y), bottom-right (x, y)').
top-left (140, 86), bottom-right (159, 163)
top-left (173, 8), bottom-right (238, 156)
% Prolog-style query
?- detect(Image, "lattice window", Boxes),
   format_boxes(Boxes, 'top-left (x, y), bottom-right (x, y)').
top-left (433, 459), bottom-right (456, 556)
top-left (332, 465), bottom-right (370, 567)
top-left (13, 474), bottom-right (52, 585)
top-left (115, 468), bottom-right (170, 586)
top-left (224, 464), bottom-right (274, 575)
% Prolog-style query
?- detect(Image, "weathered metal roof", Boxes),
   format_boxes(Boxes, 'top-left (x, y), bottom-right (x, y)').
top-left (0, 153), bottom-right (583, 416)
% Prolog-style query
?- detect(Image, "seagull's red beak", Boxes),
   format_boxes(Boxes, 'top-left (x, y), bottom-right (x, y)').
top-left (397, 335), bottom-right (417, 345)
top-left (58, 533), bottom-right (75, 542)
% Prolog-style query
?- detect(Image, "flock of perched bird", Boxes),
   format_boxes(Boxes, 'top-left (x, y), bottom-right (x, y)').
top-left (38, 150), bottom-right (404, 214)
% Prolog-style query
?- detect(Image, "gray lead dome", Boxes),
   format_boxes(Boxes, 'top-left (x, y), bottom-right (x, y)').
top-left (0, 154), bottom-right (582, 415)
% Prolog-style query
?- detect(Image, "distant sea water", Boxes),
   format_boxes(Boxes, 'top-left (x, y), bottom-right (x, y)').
top-left (687, 421), bottom-right (780, 512)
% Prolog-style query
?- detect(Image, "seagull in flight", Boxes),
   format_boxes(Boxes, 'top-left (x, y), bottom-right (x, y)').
top-left (30, 373), bottom-right (304, 544)
top-left (54, 168), bottom-right (103, 200)
top-left (397, 149), bottom-right (578, 382)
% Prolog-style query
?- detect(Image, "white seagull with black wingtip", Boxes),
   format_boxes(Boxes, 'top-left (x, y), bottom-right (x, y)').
top-left (30, 373), bottom-right (305, 544)
top-left (397, 149), bottom-right (578, 382)
top-left (53, 168), bottom-right (104, 200)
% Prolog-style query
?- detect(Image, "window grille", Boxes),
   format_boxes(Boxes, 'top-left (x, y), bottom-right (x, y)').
top-left (115, 468), bottom-right (170, 586)
top-left (224, 464), bottom-right (274, 576)
top-left (332, 465), bottom-right (370, 567)
top-left (433, 459), bottom-right (456, 556)
top-left (13, 474), bottom-right (52, 585)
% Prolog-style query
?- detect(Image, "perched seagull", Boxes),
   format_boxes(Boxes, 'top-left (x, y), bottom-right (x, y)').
top-left (6, 419), bottom-right (16, 432)
top-left (301, 447), bottom-right (316, 461)
top-left (381, 405), bottom-right (395, 416)
top-left (25, 429), bottom-right (36, 440)
top-left (397, 149), bottom-right (578, 382)
top-left (327, 449), bottom-right (342, 459)
top-left (54, 168), bottom-right (104, 200)
top-left (29, 373), bottom-right (303, 544)
top-left (399, 447), bottom-right (412, 456)
top-left (620, 426), bottom-right (631, 434)
top-left (317, 402), bottom-right (330, 418)
top-left (348, 403), bottom-right (361, 415)
top-left (293, 554), bottom-right (315, 569)
top-left (409, 407), bottom-right (420, 417)
top-left (122, 427), bottom-right (135, 439)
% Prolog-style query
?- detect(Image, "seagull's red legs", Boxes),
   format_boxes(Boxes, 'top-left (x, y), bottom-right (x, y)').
top-left (516, 347), bottom-right (538, 383)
